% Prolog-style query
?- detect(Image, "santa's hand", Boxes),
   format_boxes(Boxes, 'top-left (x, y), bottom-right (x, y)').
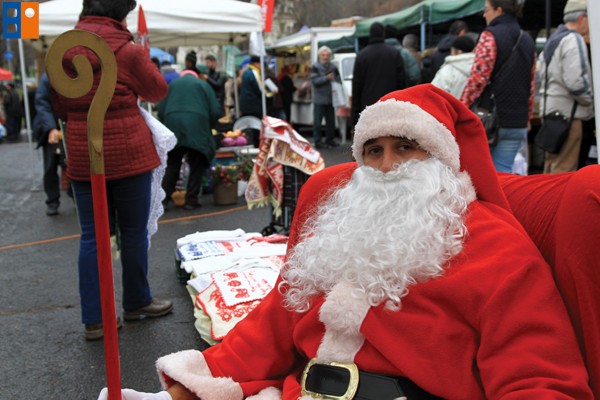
top-left (97, 387), bottom-right (173, 400)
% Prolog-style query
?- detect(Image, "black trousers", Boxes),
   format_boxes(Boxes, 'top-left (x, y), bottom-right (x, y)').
top-left (42, 143), bottom-right (66, 206)
top-left (162, 146), bottom-right (209, 206)
top-left (6, 115), bottom-right (21, 138)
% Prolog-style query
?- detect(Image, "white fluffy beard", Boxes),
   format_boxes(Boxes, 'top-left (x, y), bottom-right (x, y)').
top-left (281, 158), bottom-right (475, 313)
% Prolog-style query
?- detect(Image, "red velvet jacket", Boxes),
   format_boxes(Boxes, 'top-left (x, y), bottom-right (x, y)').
top-left (53, 16), bottom-right (168, 181)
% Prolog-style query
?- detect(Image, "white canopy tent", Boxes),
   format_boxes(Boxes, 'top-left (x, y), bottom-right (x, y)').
top-left (270, 27), bottom-right (355, 64)
top-left (37, 0), bottom-right (263, 47)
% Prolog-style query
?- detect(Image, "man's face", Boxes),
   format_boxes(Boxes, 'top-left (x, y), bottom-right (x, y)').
top-left (362, 136), bottom-right (429, 172)
top-left (206, 58), bottom-right (216, 69)
top-left (319, 50), bottom-right (331, 64)
top-left (577, 13), bottom-right (590, 43)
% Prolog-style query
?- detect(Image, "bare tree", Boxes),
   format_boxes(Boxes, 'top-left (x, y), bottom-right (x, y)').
top-left (287, 0), bottom-right (418, 27)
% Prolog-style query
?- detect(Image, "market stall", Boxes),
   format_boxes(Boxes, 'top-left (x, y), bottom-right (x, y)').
top-left (175, 117), bottom-right (324, 343)
top-left (353, 0), bottom-right (569, 50)
top-left (268, 27), bottom-right (354, 128)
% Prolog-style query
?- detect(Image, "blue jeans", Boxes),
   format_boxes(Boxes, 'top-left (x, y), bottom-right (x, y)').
top-left (72, 172), bottom-right (153, 324)
top-left (313, 103), bottom-right (336, 144)
top-left (490, 127), bottom-right (527, 173)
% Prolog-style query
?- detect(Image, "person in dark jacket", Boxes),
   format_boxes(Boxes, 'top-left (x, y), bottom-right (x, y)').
top-left (422, 20), bottom-right (468, 83)
top-left (34, 73), bottom-right (67, 216)
top-left (205, 54), bottom-right (226, 114)
top-left (51, 0), bottom-right (173, 340)
top-left (277, 65), bottom-right (297, 123)
top-left (2, 83), bottom-right (22, 141)
top-left (460, 0), bottom-right (535, 173)
top-left (239, 55), bottom-right (264, 120)
top-left (351, 22), bottom-right (407, 126)
top-left (239, 55), bottom-right (269, 147)
top-left (159, 70), bottom-right (222, 210)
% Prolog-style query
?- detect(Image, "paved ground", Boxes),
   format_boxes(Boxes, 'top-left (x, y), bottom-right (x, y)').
top-left (0, 135), bottom-right (352, 399)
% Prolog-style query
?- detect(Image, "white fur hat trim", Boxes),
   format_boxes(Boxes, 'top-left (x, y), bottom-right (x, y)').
top-left (352, 100), bottom-right (461, 172)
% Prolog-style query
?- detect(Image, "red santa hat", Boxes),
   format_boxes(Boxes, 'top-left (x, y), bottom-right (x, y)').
top-left (352, 84), bottom-right (510, 210)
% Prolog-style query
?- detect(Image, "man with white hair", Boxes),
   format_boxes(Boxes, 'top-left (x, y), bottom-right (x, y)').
top-left (100, 84), bottom-right (592, 399)
top-left (538, 0), bottom-right (593, 173)
top-left (310, 45), bottom-right (341, 149)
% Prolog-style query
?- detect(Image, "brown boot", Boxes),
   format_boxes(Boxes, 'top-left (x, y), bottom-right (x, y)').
top-left (123, 298), bottom-right (174, 321)
top-left (84, 317), bottom-right (122, 341)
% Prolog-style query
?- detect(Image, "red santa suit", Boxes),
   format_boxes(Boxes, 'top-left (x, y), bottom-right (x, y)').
top-left (499, 167), bottom-right (600, 399)
top-left (155, 85), bottom-right (592, 399)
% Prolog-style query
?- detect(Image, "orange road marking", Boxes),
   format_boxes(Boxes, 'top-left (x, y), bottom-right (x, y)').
top-left (0, 205), bottom-right (249, 251)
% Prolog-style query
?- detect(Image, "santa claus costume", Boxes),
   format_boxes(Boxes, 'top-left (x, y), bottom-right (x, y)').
top-left (155, 85), bottom-right (592, 399)
top-left (498, 166), bottom-right (600, 399)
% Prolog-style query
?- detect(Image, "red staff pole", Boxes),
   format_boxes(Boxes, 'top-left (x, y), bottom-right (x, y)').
top-left (46, 30), bottom-right (121, 399)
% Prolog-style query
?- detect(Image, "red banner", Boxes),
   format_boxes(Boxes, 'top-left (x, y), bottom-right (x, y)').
top-left (137, 4), bottom-right (150, 54)
top-left (258, 0), bottom-right (274, 33)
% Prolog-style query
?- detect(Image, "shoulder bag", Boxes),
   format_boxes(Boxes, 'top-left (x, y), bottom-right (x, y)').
top-left (470, 30), bottom-right (524, 147)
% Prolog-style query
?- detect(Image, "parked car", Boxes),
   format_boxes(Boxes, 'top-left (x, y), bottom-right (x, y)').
top-left (331, 52), bottom-right (355, 107)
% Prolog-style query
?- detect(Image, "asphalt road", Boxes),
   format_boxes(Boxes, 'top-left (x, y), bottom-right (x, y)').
top-left (0, 136), bottom-right (352, 399)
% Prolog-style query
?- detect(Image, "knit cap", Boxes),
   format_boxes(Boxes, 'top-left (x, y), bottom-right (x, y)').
top-left (564, 0), bottom-right (587, 14)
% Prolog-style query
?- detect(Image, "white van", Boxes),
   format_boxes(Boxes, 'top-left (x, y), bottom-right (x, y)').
top-left (331, 52), bottom-right (355, 143)
top-left (331, 52), bottom-right (356, 107)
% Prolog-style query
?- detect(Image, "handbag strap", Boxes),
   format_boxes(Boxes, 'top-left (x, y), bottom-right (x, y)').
top-left (478, 30), bottom-right (524, 103)
top-left (568, 100), bottom-right (578, 121)
top-left (491, 30), bottom-right (524, 84)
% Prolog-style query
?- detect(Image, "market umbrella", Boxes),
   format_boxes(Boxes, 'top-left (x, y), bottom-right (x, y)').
top-left (45, 30), bottom-right (121, 399)
top-left (0, 68), bottom-right (13, 81)
top-left (150, 47), bottom-right (174, 64)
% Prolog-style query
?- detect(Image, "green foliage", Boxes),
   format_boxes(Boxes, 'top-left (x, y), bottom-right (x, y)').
top-left (238, 157), bottom-right (255, 181)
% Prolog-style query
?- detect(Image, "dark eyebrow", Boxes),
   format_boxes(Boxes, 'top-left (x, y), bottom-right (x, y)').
top-left (364, 137), bottom-right (418, 147)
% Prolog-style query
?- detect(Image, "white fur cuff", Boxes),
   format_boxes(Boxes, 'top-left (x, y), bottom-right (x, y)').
top-left (156, 349), bottom-right (243, 400)
top-left (246, 387), bottom-right (282, 399)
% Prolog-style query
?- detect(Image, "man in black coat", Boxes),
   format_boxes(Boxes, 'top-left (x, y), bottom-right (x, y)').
top-left (205, 54), bottom-right (226, 114)
top-left (2, 83), bottom-right (23, 141)
top-left (33, 73), bottom-right (67, 216)
top-left (351, 22), bottom-right (407, 127)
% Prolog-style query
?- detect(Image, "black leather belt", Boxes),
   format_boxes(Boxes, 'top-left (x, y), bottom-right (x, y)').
top-left (299, 359), bottom-right (444, 400)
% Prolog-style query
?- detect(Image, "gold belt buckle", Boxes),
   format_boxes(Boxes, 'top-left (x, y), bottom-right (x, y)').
top-left (300, 358), bottom-right (360, 400)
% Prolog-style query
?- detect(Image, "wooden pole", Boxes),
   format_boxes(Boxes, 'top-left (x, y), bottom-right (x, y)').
top-left (46, 30), bottom-right (121, 399)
